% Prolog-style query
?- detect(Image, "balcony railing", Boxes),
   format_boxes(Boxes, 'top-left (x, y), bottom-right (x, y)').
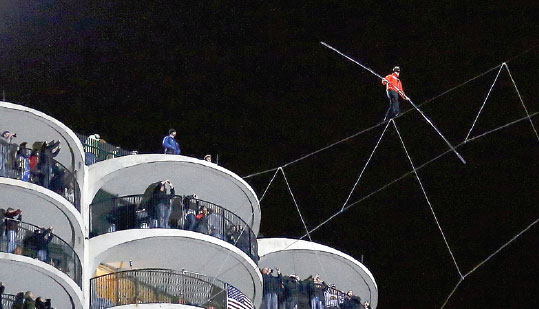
top-left (0, 145), bottom-right (80, 211)
top-left (1, 293), bottom-right (16, 308)
top-left (75, 133), bottom-right (132, 165)
top-left (1, 219), bottom-right (82, 287)
top-left (89, 194), bottom-right (258, 262)
top-left (91, 268), bottom-right (253, 309)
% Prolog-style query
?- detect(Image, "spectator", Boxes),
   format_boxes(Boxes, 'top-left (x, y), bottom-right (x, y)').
top-left (283, 274), bottom-right (300, 309)
top-left (162, 129), bottom-right (181, 155)
top-left (261, 267), bottom-right (282, 309)
top-left (0, 282), bottom-right (4, 309)
top-left (307, 275), bottom-right (326, 309)
top-left (33, 227), bottom-right (54, 262)
top-left (195, 206), bottom-right (210, 234)
top-left (38, 140), bottom-right (60, 188)
top-left (5, 207), bottom-right (22, 253)
top-left (35, 297), bottom-right (45, 309)
top-left (16, 143), bottom-right (31, 182)
top-left (0, 130), bottom-right (17, 177)
top-left (13, 292), bottom-right (24, 309)
top-left (29, 150), bottom-right (40, 183)
top-left (340, 290), bottom-right (361, 309)
top-left (183, 194), bottom-right (199, 231)
top-left (204, 154), bottom-right (212, 162)
top-left (207, 208), bottom-right (224, 240)
top-left (152, 180), bottom-right (175, 228)
top-left (84, 134), bottom-right (100, 165)
top-left (23, 291), bottom-right (36, 309)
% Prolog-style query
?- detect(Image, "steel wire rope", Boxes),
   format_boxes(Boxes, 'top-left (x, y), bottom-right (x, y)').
top-left (391, 119), bottom-right (464, 278)
top-left (297, 112), bottom-right (538, 240)
top-left (242, 43), bottom-right (538, 179)
top-left (441, 217), bottom-right (539, 308)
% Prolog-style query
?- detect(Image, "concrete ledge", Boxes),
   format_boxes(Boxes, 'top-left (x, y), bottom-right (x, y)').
top-left (258, 238), bottom-right (378, 308)
top-left (87, 154), bottom-right (261, 234)
top-left (0, 253), bottom-right (83, 308)
top-left (89, 229), bottom-right (262, 306)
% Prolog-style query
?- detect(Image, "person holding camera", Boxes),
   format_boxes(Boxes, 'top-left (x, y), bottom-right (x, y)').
top-left (261, 267), bottom-right (282, 309)
top-left (152, 180), bottom-right (175, 228)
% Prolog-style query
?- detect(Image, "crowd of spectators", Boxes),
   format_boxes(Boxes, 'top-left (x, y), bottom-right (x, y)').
top-left (100, 184), bottom-right (255, 259)
top-left (0, 282), bottom-right (54, 309)
top-left (261, 268), bottom-right (370, 309)
top-left (2, 208), bottom-right (56, 264)
top-left (0, 130), bottom-right (72, 197)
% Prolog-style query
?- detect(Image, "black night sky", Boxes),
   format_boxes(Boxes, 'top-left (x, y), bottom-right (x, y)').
top-left (1, 1), bottom-right (538, 308)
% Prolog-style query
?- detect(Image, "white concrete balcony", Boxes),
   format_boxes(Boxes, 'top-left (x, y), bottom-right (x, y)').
top-left (0, 178), bottom-right (84, 257)
top-left (90, 268), bottom-right (253, 309)
top-left (86, 154), bottom-right (261, 234)
top-left (88, 229), bottom-right (263, 307)
top-left (258, 238), bottom-right (378, 308)
top-left (0, 101), bottom-right (85, 185)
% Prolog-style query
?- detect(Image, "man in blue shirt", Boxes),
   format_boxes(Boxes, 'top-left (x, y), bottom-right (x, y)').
top-left (162, 129), bottom-right (181, 155)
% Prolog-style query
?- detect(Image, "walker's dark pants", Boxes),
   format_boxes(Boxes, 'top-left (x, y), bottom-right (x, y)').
top-left (384, 90), bottom-right (400, 121)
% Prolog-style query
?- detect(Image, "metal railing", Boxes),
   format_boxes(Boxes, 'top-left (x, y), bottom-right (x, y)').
top-left (90, 195), bottom-right (258, 263)
top-left (264, 276), bottom-right (359, 309)
top-left (90, 268), bottom-right (231, 308)
top-left (1, 293), bottom-right (16, 308)
top-left (75, 133), bottom-right (132, 165)
top-left (0, 145), bottom-right (80, 211)
top-left (1, 219), bottom-right (82, 287)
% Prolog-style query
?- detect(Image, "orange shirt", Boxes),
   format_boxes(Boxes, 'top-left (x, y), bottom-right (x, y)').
top-left (382, 73), bottom-right (406, 98)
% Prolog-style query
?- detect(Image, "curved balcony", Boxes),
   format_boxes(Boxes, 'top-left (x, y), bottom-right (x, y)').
top-left (90, 194), bottom-right (258, 262)
top-left (75, 132), bottom-right (133, 165)
top-left (258, 238), bottom-right (378, 308)
top-left (86, 155), bottom-right (261, 234)
top-left (0, 101), bottom-right (85, 184)
top-left (1, 219), bottom-right (82, 287)
top-left (0, 147), bottom-right (81, 211)
top-left (0, 178), bottom-right (84, 258)
top-left (90, 268), bottom-right (254, 308)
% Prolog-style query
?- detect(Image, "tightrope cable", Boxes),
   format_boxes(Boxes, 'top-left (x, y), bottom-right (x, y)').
top-left (341, 120), bottom-right (391, 211)
top-left (504, 63), bottom-right (539, 142)
top-left (392, 119), bottom-right (464, 278)
top-left (242, 43), bottom-right (537, 179)
top-left (441, 216), bottom-right (539, 308)
top-left (464, 65), bottom-right (504, 142)
top-left (298, 112), bottom-right (538, 240)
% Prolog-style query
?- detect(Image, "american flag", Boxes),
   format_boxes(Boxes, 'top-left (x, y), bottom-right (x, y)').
top-left (227, 285), bottom-right (254, 309)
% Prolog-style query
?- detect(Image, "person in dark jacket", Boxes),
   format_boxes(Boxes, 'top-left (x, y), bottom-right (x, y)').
top-left (307, 275), bottom-right (326, 309)
top-left (162, 129), bottom-right (181, 155)
top-left (5, 208), bottom-right (22, 253)
top-left (152, 180), bottom-right (175, 228)
top-left (33, 227), bottom-right (54, 262)
top-left (35, 297), bottom-right (46, 309)
top-left (38, 140), bottom-right (60, 188)
top-left (283, 274), bottom-right (300, 309)
top-left (0, 282), bottom-right (4, 309)
top-left (261, 267), bottom-right (282, 309)
top-left (340, 290), bottom-right (361, 309)
top-left (13, 292), bottom-right (25, 309)
top-left (183, 194), bottom-right (199, 231)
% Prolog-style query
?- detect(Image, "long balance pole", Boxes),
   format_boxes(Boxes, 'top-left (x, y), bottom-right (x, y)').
top-left (321, 41), bottom-right (466, 164)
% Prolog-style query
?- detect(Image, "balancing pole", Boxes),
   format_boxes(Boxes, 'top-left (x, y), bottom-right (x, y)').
top-left (321, 41), bottom-right (466, 164)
